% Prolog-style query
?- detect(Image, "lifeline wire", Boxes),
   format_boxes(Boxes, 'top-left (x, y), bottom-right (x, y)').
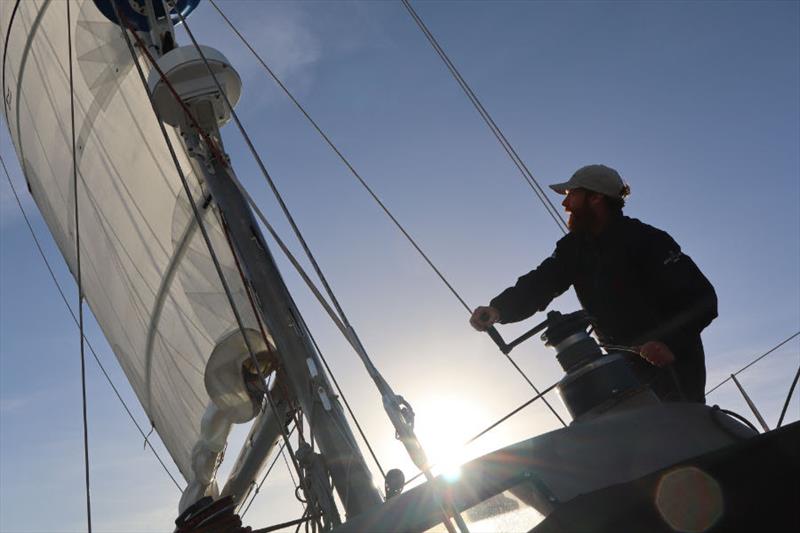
top-left (705, 331), bottom-right (800, 395)
top-left (175, 8), bottom-right (387, 482)
top-left (0, 155), bottom-right (183, 492)
top-left (66, 2), bottom-right (92, 530)
top-left (401, 0), bottom-right (568, 234)
top-left (113, 1), bottom-right (305, 484)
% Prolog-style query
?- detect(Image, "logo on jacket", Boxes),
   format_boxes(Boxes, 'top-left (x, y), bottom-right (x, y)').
top-left (664, 250), bottom-right (683, 265)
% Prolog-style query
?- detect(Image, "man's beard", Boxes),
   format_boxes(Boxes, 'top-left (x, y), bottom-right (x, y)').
top-left (567, 204), bottom-right (598, 234)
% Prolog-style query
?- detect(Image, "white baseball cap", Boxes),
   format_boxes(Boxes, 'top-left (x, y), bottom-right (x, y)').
top-left (549, 164), bottom-right (629, 199)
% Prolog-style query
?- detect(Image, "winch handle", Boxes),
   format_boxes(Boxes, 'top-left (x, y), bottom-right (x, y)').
top-left (483, 315), bottom-right (552, 355)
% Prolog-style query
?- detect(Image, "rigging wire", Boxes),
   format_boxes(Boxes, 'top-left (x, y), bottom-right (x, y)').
top-left (111, 0), bottom-right (306, 487)
top-left (135, 6), bottom-right (386, 514)
top-left (206, 0), bottom-right (564, 430)
top-left (207, 0), bottom-right (472, 314)
top-left (404, 379), bottom-right (560, 487)
top-left (0, 155), bottom-right (184, 492)
top-left (169, 16), bottom-right (563, 526)
top-left (776, 363), bottom-right (800, 429)
top-left (66, 2), bottom-right (92, 530)
top-left (705, 331), bottom-right (800, 395)
top-left (304, 327), bottom-right (387, 479)
top-left (400, 0), bottom-right (568, 234)
top-left (240, 427), bottom-right (294, 518)
top-left (176, 6), bottom-right (392, 480)
top-left (217, 211), bottom-right (330, 514)
top-left (250, 512), bottom-right (322, 533)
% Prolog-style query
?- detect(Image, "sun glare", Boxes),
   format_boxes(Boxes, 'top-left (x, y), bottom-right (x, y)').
top-left (412, 396), bottom-right (491, 482)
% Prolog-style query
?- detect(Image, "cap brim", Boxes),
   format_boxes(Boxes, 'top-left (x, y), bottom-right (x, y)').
top-left (549, 182), bottom-right (570, 194)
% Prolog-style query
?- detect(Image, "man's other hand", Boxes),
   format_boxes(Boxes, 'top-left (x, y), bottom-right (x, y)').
top-left (639, 341), bottom-right (676, 367)
top-left (470, 306), bottom-right (500, 331)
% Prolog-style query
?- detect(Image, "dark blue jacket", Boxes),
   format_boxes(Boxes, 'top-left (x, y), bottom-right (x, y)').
top-left (490, 215), bottom-right (717, 402)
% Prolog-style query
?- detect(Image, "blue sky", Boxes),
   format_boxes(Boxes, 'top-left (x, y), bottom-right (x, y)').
top-left (2, 1), bottom-right (799, 531)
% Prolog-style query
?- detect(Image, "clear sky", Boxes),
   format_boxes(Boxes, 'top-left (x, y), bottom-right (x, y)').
top-left (1, 1), bottom-right (799, 531)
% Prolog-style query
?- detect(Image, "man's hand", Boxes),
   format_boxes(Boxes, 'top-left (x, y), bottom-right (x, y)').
top-left (470, 306), bottom-right (500, 331)
top-left (639, 341), bottom-right (675, 367)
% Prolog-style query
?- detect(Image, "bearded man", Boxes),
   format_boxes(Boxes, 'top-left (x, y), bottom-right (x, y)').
top-left (470, 164), bottom-right (717, 403)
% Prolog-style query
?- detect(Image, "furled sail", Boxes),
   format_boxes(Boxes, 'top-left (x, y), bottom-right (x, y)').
top-left (1, 0), bottom-right (262, 480)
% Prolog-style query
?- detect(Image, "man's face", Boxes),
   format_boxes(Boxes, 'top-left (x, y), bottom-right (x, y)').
top-left (562, 188), bottom-right (596, 232)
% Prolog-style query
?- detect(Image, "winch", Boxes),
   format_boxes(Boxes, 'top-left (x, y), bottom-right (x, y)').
top-left (486, 310), bottom-right (658, 421)
top-left (541, 311), bottom-right (656, 420)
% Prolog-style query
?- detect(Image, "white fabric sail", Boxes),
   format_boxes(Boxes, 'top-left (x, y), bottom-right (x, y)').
top-left (1, 0), bottom-right (260, 480)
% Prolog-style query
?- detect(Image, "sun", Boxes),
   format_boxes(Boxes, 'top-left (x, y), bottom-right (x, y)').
top-left (411, 395), bottom-right (491, 482)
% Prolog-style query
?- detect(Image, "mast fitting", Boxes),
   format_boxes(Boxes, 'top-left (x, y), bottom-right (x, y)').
top-left (146, 45), bottom-right (242, 128)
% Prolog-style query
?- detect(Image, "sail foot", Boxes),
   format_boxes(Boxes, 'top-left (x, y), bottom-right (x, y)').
top-left (205, 328), bottom-right (278, 424)
top-left (179, 402), bottom-right (233, 514)
top-left (180, 328), bottom-right (280, 513)
top-left (221, 388), bottom-right (292, 506)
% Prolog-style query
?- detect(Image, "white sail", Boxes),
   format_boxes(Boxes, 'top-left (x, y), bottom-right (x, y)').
top-left (1, 0), bottom-right (261, 480)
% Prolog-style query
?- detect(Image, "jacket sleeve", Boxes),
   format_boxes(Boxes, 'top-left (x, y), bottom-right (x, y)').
top-left (490, 235), bottom-right (576, 324)
top-left (633, 227), bottom-right (718, 345)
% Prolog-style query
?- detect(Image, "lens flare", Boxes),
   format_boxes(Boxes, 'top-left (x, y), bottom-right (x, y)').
top-left (655, 466), bottom-right (724, 532)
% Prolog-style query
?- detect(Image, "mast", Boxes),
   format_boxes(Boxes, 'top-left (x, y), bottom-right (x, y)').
top-left (195, 139), bottom-right (384, 517)
top-left (114, 0), bottom-right (382, 519)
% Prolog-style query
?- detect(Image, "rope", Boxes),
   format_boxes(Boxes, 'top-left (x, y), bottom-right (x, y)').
top-left (0, 155), bottom-right (183, 491)
top-left (400, 0), bottom-right (567, 234)
top-left (464, 380), bottom-right (559, 447)
top-left (500, 352), bottom-right (566, 426)
top-left (706, 331), bottom-right (800, 395)
top-left (66, 3), bottom-right (92, 530)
